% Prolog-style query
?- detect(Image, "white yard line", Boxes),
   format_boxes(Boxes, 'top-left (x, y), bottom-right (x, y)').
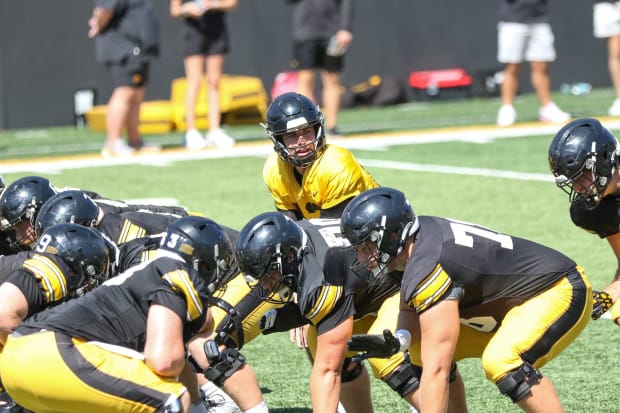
top-left (4, 119), bottom-right (620, 177)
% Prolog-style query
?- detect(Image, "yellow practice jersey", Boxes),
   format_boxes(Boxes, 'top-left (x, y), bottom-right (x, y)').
top-left (263, 144), bottom-right (379, 219)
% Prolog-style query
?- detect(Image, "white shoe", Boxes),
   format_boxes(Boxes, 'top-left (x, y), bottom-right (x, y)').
top-left (205, 128), bottom-right (235, 148)
top-left (609, 99), bottom-right (620, 116)
top-left (539, 102), bottom-right (571, 123)
top-left (185, 129), bottom-right (207, 150)
top-left (200, 382), bottom-right (241, 413)
top-left (101, 140), bottom-right (134, 158)
top-left (496, 104), bottom-right (516, 126)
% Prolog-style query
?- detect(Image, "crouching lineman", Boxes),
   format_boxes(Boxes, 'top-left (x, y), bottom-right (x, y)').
top-left (234, 212), bottom-right (454, 413)
top-left (0, 223), bottom-right (110, 412)
top-left (0, 216), bottom-right (235, 413)
top-left (341, 187), bottom-right (591, 413)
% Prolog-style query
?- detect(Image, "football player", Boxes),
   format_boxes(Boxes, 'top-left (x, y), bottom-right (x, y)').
top-left (0, 216), bottom-right (234, 413)
top-left (0, 223), bottom-right (110, 412)
top-left (0, 223), bottom-right (110, 348)
top-left (548, 117), bottom-right (620, 324)
top-left (341, 187), bottom-right (591, 413)
top-left (262, 92), bottom-right (378, 220)
top-left (234, 212), bottom-right (438, 413)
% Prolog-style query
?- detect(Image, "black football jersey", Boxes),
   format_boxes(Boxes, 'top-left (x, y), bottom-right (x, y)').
top-left (6, 252), bottom-right (75, 318)
top-left (97, 211), bottom-right (180, 245)
top-left (92, 196), bottom-right (189, 217)
top-left (19, 254), bottom-right (210, 350)
top-left (570, 195), bottom-right (620, 238)
top-left (295, 219), bottom-right (401, 335)
top-left (116, 234), bottom-right (164, 273)
top-left (401, 216), bottom-right (576, 332)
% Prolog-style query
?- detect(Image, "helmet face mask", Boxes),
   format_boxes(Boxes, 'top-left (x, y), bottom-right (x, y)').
top-left (263, 93), bottom-right (326, 168)
top-left (549, 118), bottom-right (619, 209)
top-left (236, 212), bottom-right (306, 304)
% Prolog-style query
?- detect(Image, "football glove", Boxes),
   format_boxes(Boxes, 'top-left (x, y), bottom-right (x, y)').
top-left (348, 329), bottom-right (401, 362)
top-left (592, 290), bottom-right (613, 320)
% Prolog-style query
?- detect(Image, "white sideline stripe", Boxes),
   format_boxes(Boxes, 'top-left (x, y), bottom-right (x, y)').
top-left (4, 119), bottom-right (620, 175)
top-left (359, 159), bottom-right (554, 182)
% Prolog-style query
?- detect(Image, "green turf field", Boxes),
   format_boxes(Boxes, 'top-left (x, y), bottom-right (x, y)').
top-left (1, 89), bottom-right (619, 412)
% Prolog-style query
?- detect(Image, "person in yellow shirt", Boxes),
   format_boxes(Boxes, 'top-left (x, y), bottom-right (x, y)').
top-left (262, 92), bottom-right (378, 220)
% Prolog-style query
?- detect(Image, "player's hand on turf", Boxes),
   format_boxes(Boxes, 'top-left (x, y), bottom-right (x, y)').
top-left (348, 329), bottom-right (400, 362)
top-left (592, 290), bottom-right (613, 320)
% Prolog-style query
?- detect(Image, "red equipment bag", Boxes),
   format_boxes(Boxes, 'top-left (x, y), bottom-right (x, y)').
top-left (408, 68), bottom-right (473, 101)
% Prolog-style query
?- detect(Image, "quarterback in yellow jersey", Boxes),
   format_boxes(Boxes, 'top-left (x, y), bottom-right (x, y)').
top-left (262, 92), bottom-right (378, 220)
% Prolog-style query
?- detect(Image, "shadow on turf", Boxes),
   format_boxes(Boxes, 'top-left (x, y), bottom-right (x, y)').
top-left (269, 409), bottom-right (311, 413)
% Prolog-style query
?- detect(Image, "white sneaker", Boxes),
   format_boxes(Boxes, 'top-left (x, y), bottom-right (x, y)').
top-left (609, 99), bottom-right (620, 116)
top-left (496, 104), bottom-right (517, 126)
top-left (185, 129), bottom-right (207, 150)
top-left (101, 140), bottom-right (135, 158)
top-left (539, 102), bottom-right (571, 123)
top-left (205, 128), bottom-right (235, 148)
top-left (200, 382), bottom-right (241, 413)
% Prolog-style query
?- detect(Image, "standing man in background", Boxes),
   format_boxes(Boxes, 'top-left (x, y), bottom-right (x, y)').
top-left (495, 0), bottom-right (571, 127)
top-left (593, 1), bottom-right (620, 116)
top-left (88, 0), bottom-right (161, 158)
top-left (170, 0), bottom-right (237, 150)
top-left (290, 0), bottom-right (354, 139)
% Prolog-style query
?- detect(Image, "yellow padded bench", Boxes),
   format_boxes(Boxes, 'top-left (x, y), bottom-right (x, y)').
top-left (85, 100), bottom-right (174, 134)
top-left (170, 74), bottom-right (268, 131)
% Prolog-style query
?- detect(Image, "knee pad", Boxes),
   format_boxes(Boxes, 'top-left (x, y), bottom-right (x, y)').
top-left (496, 362), bottom-right (543, 403)
top-left (203, 343), bottom-right (246, 387)
top-left (341, 357), bottom-right (363, 383)
top-left (383, 361), bottom-right (422, 397)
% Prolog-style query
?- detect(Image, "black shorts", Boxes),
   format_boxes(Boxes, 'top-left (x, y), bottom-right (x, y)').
top-left (182, 24), bottom-right (230, 57)
top-left (106, 55), bottom-right (150, 88)
top-left (291, 39), bottom-right (344, 72)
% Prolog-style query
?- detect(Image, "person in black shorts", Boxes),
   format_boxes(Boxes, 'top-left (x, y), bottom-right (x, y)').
top-left (170, 0), bottom-right (237, 150)
top-left (88, 0), bottom-right (161, 158)
top-left (290, 0), bottom-right (355, 138)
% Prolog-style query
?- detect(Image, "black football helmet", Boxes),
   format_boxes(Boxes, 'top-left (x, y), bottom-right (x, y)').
top-left (548, 118), bottom-right (619, 209)
top-left (236, 212), bottom-right (308, 303)
top-left (263, 92), bottom-right (326, 168)
top-left (0, 176), bottom-right (57, 231)
top-left (0, 176), bottom-right (57, 247)
top-left (35, 223), bottom-right (110, 297)
top-left (160, 216), bottom-right (235, 294)
top-left (34, 190), bottom-right (100, 238)
top-left (341, 187), bottom-right (419, 278)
